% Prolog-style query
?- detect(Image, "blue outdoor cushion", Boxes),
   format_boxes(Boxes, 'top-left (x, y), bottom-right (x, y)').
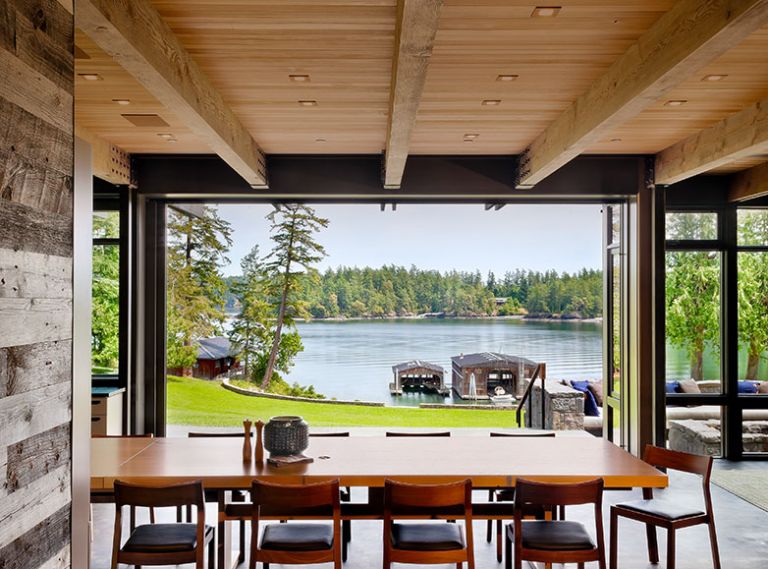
top-left (738, 381), bottom-right (759, 394)
top-left (665, 381), bottom-right (681, 394)
top-left (570, 380), bottom-right (600, 417)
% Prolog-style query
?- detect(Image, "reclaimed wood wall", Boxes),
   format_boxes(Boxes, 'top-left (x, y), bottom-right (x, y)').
top-left (0, 1), bottom-right (74, 568)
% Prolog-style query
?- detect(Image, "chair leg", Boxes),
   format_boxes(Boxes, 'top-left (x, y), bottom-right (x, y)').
top-left (496, 519), bottom-right (503, 562)
top-left (609, 509), bottom-right (618, 569)
top-left (342, 529), bottom-right (349, 562)
top-left (708, 519), bottom-right (721, 569)
top-left (578, 564), bottom-right (585, 569)
top-left (238, 520), bottom-right (246, 564)
top-left (646, 523), bottom-right (659, 564)
top-left (486, 490), bottom-right (494, 542)
top-left (343, 519), bottom-right (351, 542)
top-left (504, 529), bottom-right (511, 569)
top-left (666, 528), bottom-right (676, 569)
top-left (208, 535), bottom-right (215, 569)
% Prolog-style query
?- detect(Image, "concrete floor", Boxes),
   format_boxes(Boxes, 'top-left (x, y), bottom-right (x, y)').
top-left (90, 461), bottom-right (768, 569)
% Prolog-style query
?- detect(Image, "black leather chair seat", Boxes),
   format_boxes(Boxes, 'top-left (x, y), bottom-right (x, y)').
top-left (123, 523), bottom-right (213, 553)
top-left (615, 499), bottom-right (705, 521)
top-left (494, 488), bottom-right (516, 501)
top-left (260, 523), bottom-right (334, 551)
top-left (391, 523), bottom-right (465, 551)
top-left (507, 521), bottom-right (595, 551)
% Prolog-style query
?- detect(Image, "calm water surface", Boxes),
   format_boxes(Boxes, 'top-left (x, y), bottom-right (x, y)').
top-left (289, 319), bottom-right (603, 406)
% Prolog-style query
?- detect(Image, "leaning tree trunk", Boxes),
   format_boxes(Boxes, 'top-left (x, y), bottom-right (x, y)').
top-left (690, 350), bottom-right (704, 381)
top-left (746, 350), bottom-right (761, 380)
top-left (261, 281), bottom-right (290, 390)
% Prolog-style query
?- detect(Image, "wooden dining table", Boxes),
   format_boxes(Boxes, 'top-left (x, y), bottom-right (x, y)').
top-left (91, 435), bottom-right (667, 568)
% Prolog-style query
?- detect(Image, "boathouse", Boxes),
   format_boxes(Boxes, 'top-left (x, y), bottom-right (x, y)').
top-left (451, 353), bottom-right (539, 400)
top-left (390, 361), bottom-right (448, 396)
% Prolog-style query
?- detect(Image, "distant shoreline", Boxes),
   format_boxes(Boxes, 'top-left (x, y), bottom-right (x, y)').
top-left (291, 315), bottom-right (603, 324)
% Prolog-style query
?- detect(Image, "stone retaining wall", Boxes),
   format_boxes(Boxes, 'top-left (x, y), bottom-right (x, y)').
top-left (419, 403), bottom-right (515, 411)
top-left (524, 379), bottom-right (585, 430)
top-left (669, 419), bottom-right (768, 455)
top-left (222, 379), bottom-right (384, 407)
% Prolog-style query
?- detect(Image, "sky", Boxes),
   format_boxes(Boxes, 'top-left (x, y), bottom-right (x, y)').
top-left (215, 204), bottom-right (603, 277)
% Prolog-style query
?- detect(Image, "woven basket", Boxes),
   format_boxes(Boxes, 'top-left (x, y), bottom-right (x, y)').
top-left (263, 416), bottom-right (309, 456)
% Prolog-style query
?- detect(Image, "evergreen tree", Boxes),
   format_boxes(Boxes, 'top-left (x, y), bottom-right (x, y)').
top-left (261, 204), bottom-right (329, 389)
top-left (167, 207), bottom-right (232, 374)
top-left (228, 246), bottom-right (271, 379)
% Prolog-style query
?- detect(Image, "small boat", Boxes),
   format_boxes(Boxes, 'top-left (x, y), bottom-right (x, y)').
top-left (491, 386), bottom-right (515, 405)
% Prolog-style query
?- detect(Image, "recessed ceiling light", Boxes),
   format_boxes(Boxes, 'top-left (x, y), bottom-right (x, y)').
top-left (496, 74), bottom-right (518, 82)
top-left (463, 133), bottom-right (480, 140)
top-left (315, 138), bottom-right (327, 143)
top-left (78, 73), bottom-right (102, 81)
top-left (290, 74), bottom-right (310, 82)
top-left (664, 100), bottom-right (687, 107)
top-left (610, 138), bottom-right (622, 143)
top-left (167, 138), bottom-right (177, 143)
top-left (482, 99), bottom-right (501, 106)
top-left (531, 6), bottom-right (561, 17)
top-left (157, 133), bottom-right (175, 139)
top-left (112, 99), bottom-right (131, 106)
top-left (702, 74), bottom-right (727, 82)
top-left (299, 100), bottom-right (318, 107)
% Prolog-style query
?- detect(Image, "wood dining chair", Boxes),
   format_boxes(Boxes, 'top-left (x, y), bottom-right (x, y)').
top-left (383, 479), bottom-right (475, 569)
top-left (486, 431), bottom-right (557, 562)
top-left (111, 479), bottom-right (215, 569)
top-left (385, 431), bottom-right (451, 437)
top-left (187, 431), bottom-right (248, 564)
top-left (249, 479), bottom-right (342, 569)
top-left (609, 445), bottom-right (720, 569)
top-left (505, 477), bottom-right (606, 569)
top-left (309, 432), bottom-right (353, 559)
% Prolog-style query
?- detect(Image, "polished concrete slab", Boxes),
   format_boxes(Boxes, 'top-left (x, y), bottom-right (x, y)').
top-left (91, 462), bottom-right (768, 569)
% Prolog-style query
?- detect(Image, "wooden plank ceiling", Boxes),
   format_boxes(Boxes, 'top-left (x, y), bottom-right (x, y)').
top-left (74, 0), bottom-right (768, 185)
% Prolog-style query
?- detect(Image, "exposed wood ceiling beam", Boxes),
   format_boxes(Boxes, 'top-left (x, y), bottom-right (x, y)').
top-left (516, 0), bottom-right (768, 189)
top-left (730, 161), bottom-right (768, 202)
top-left (656, 97), bottom-right (768, 185)
top-left (75, 0), bottom-right (267, 188)
top-left (383, 0), bottom-right (443, 190)
top-left (75, 126), bottom-right (131, 186)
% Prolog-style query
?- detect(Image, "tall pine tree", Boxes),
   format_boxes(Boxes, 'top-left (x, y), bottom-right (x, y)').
top-left (261, 204), bottom-right (328, 389)
top-left (167, 206), bottom-right (232, 375)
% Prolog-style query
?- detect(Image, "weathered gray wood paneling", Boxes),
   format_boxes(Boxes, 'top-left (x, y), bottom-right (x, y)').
top-left (0, 0), bottom-right (73, 567)
top-left (0, 340), bottom-right (71, 398)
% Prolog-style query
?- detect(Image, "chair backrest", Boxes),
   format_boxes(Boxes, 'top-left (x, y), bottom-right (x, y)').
top-left (187, 431), bottom-right (243, 437)
top-left (514, 478), bottom-right (604, 509)
top-left (309, 432), bottom-right (350, 437)
top-left (251, 479), bottom-right (340, 515)
top-left (643, 444), bottom-right (712, 480)
top-left (385, 431), bottom-right (451, 437)
top-left (385, 479), bottom-right (471, 516)
top-left (114, 479), bottom-right (205, 509)
top-left (490, 431), bottom-right (555, 437)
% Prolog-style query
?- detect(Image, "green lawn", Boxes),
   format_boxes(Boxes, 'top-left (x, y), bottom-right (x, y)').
top-left (167, 375), bottom-right (521, 428)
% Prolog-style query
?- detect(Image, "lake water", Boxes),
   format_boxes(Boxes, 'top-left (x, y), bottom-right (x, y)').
top-left (288, 318), bottom-right (603, 406)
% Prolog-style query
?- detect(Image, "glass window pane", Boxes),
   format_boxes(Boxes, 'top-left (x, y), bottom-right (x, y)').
top-left (738, 252), bottom-right (768, 386)
top-left (665, 251), bottom-right (721, 391)
top-left (92, 244), bottom-right (120, 375)
top-left (737, 209), bottom-right (768, 246)
top-left (609, 253), bottom-right (621, 397)
top-left (93, 211), bottom-right (120, 239)
top-left (608, 205), bottom-right (621, 246)
top-left (665, 212), bottom-right (717, 240)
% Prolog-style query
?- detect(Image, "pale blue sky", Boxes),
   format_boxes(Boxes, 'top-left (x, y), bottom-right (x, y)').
top-left (216, 204), bottom-right (603, 277)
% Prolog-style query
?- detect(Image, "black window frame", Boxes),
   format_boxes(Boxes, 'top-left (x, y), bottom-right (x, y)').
top-left (92, 181), bottom-right (130, 392)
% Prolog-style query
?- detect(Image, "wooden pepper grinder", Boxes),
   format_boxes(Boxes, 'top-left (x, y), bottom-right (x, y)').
top-left (254, 420), bottom-right (265, 464)
top-left (242, 419), bottom-right (253, 462)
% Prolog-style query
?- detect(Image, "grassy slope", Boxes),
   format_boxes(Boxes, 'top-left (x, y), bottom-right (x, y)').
top-left (167, 376), bottom-right (520, 428)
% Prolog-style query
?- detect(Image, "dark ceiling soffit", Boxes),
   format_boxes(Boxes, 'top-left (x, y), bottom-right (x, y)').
top-left (133, 154), bottom-right (646, 202)
top-left (663, 174), bottom-right (734, 208)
